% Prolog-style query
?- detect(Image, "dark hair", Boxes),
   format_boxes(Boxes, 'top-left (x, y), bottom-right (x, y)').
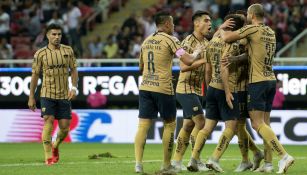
top-left (95, 85), bottom-right (102, 91)
top-left (235, 10), bottom-right (247, 17)
top-left (46, 23), bottom-right (63, 33)
top-left (192, 10), bottom-right (211, 22)
top-left (224, 14), bottom-right (245, 31)
top-left (154, 11), bottom-right (171, 26)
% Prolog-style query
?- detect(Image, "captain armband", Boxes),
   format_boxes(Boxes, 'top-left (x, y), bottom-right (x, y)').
top-left (175, 48), bottom-right (186, 57)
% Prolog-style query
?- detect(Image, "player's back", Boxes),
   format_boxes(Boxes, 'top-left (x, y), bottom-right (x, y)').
top-left (139, 31), bottom-right (181, 95)
top-left (238, 24), bottom-right (276, 83)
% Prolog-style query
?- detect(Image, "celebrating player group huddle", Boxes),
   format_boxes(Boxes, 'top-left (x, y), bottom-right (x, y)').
top-left (134, 3), bottom-right (294, 174)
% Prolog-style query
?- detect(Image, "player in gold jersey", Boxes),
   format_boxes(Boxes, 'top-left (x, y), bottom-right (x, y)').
top-left (187, 14), bottom-right (245, 172)
top-left (28, 24), bottom-right (78, 165)
top-left (171, 11), bottom-right (211, 172)
top-left (134, 11), bottom-right (203, 174)
top-left (221, 4), bottom-right (294, 174)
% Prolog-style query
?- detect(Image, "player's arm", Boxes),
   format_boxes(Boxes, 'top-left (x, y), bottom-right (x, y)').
top-left (221, 45), bottom-right (234, 109)
top-left (220, 30), bottom-right (241, 43)
top-left (205, 62), bottom-right (212, 89)
top-left (180, 58), bottom-right (206, 72)
top-left (68, 49), bottom-right (79, 100)
top-left (221, 25), bottom-right (258, 43)
top-left (28, 52), bottom-right (42, 111)
top-left (139, 49), bottom-right (144, 75)
top-left (221, 52), bottom-right (248, 67)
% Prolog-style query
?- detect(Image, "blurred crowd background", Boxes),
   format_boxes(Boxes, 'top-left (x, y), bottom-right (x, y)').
top-left (0, 0), bottom-right (306, 66)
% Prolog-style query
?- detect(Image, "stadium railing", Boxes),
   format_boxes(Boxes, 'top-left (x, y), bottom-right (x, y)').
top-left (0, 57), bottom-right (307, 67)
top-left (276, 29), bottom-right (307, 58)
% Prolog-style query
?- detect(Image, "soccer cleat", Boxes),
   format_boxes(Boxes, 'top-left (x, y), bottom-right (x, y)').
top-left (135, 163), bottom-right (143, 173)
top-left (252, 151), bottom-right (264, 171)
top-left (187, 158), bottom-right (199, 172)
top-left (45, 158), bottom-right (54, 166)
top-left (196, 160), bottom-right (210, 172)
top-left (254, 163), bottom-right (274, 173)
top-left (171, 160), bottom-right (187, 172)
top-left (206, 158), bottom-right (224, 173)
top-left (160, 164), bottom-right (179, 173)
top-left (234, 161), bottom-right (253, 172)
top-left (52, 147), bottom-right (59, 163)
top-left (277, 154), bottom-right (294, 174)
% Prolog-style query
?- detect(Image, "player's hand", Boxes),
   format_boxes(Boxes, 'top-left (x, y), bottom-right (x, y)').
top-left (220, 18), bottom-right (235, 30)
top-left (28, 97), bottom-right (36, 112)
top-left (68, 90), bottom-right (77, 100)
top-left (225, 92), bottom-right (234, 109)
top-left (192, 44), bottom-right (206, 59)
top-left (221, 55), bottom-right (232, 67)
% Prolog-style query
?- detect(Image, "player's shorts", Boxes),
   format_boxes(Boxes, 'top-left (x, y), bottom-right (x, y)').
top-left (139, 90), bottom-right (176, 120)
top-left (205, 86), bottom-right (239, 121)
top-left (238, 91), bottom-right (250, 119)
top-left (40, 97), bottom-right (72, 119)
top-left (247, 80), bottom-right (276, 112)
top-left (176, 93), bottom-right (204, 119)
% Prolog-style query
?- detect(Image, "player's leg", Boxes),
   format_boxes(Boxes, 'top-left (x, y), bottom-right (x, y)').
top-left (52, 99), bottom-right (72, 163)
top-left (40, 98), bottom-right (56, 165)
top-left (134, 90), bottom-right (156, 173)
top-left (248, 81), bottom-right (294, 173)
top-left (158, 92), bottom-right (177, 171)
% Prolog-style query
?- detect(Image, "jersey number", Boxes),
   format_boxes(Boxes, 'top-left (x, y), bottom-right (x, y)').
top-left (148, 51), bottom-right (155, 73)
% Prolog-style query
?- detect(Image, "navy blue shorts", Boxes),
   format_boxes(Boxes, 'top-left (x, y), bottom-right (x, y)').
top-left (205, 86), bottom-right (239, 121)
top-left (238, 91), bottom-right (250, 119)
top-left (40, 97), bottom-right (72, 119)
top-left (138, 90), bottom-right (176, 120)
top-left (247, 81), bottom-right (276, 112)
top-left (176, 93), bottom-right (204, 119)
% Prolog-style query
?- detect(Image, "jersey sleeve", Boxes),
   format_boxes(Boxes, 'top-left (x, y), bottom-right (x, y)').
top-left (167, 36), bottom-right (181, 54)
top-left (237, 25), bottom-right (258, 39)
top-left (69, 47), bottom-right (77, 69)
top-left (31, 51), bottom-right (42, 75)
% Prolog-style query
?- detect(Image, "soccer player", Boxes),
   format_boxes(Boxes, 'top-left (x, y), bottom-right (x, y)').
top-left (171, 10), bottom-right (211, 172)
top-left (134, 11), bottom-right (203, 173)
top-left (28, 23), bottom-right (78, 165)
top-left (186, 14), bottom-right (245, 172)
top-left (221, 4), bottom-right (294, 174)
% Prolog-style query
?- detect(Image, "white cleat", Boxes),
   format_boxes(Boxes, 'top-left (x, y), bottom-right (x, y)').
top-left (160, 164), bottom-right (179, 173)
top-left (135, 163), bottom-right (143, 173)
top-left (187, 158), bottom-right (199, 172)
top-left (234, 161), bottom-right (253, 172)
top-left (252, 151), bottom-right (264, 171)
top-left (206, 158), bottom-right (224, 173)
top-left (277, 154), bottom-right (294, 174)
top-left (254, 163), bottom-right (274, 173)
top-left (171, 160), bottom-right (187, 172)
top-left (197, 160), bottom-right (210, 172)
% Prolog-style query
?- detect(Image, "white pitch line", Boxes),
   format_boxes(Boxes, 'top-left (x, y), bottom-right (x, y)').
top-left (0, 157), bottom-right (306, 167)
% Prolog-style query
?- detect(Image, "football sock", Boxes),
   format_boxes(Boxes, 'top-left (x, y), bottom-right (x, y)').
top-left (247, 131), bottom-right (261, 154)
top-left (42, 122), bottom-right (53, 160)
top-left (134, 120), bottom-right (151, 164)
top-left (190, 127), bottom-right (200, 151)
top-left (212, 128), bottom-right (234, 160)
top-left (173, 128), bottom-right (190, 161)
top-left (257, 123), bottom-right (286, 158)
top-left (237, 123), bottom-right (249, 162)
top-left (264, 140), bottom-right (273, 163)
top-left (162, 121), bottom-right (176, 166)
top-left (53, 128), bottom-right (69, 148)
top-left (191, 129), bottom-right (210, 160)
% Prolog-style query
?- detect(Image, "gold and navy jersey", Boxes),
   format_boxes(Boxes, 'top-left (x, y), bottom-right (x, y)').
top-left (176, 34), bottom-right (209, 96)
top-left (139, 31), bottom-right (181, 95)
top-left (237, 24), bottom-right (276, 83)
top-left (207, 36), bottom-right (225, 90)
top-left (32, 44), bottom-right (77, 99)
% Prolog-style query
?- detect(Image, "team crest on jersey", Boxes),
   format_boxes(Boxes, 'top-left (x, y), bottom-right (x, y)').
top-left (63, 54), bottom-right (68, 58)
top-left (193, 106), bottom-right (198, 111)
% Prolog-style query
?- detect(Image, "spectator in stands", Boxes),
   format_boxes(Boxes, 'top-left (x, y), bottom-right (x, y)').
top-left (103, 36), bottom-right (118, 58)
top-left (88, 35), bottom-right (104, 58)
top-left (0, 38), bottom-right (13, 67)
top-left (138, 15), bottom-right (156, 38)
top-left (77, 1), bottom-right (93, 35)
top-left (27, 11), bottom-right (41, 40)
top-left (87, 85), bottom-right (107, 109)
top-left (129, 35), bottom-right (142, 58)
top-left (273, 80), bottom-right (285, 110)
top-left (33, 25), bottom-right (48, 50)
top-left (66, 0), bottom-right (83, 57)
top-left (0, 6), bottom-right (10, 41)
top-left (122, 12), bottom-right (138, 34)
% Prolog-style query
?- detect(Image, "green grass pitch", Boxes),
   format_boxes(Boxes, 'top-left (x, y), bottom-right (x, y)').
top-left (0, 143), bottom-right (305, 175)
